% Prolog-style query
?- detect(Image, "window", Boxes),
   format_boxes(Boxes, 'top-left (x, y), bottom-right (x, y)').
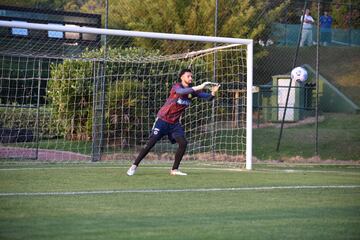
top-left (48, 23), bottom-right (64, 39)
top-left (65, 24), bottom-right (80, 39)
top-left (11, 20), bottom-right (28, 36)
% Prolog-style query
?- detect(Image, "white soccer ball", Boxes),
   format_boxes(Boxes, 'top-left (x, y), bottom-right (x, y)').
top-left (291, 67), bottom-right (308, 82)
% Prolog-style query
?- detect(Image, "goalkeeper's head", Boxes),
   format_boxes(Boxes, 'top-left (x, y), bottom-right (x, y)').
top-left (179, 68), bottom-right (192, 80)
top-left (178, 68), bottom-right (193, 86)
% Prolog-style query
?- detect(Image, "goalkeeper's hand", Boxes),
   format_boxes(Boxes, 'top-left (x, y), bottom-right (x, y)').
top-left (210, 83), bottom-right (220, 96)
top-left (192, 82), bottom-right (217, 91)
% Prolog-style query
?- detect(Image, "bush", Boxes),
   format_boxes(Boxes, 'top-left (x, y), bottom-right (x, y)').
top-left (48, 59), bottom-right (94, 140)
top-left (105, 80), bottom-right (146, 146)
top-left (47, 47), bottom-right (165, 144)
top-left (0, 105), bottom-right (59, 139)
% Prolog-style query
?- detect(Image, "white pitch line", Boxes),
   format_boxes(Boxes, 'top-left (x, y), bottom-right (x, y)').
top-left (1, 185), bottom-right (359, 197)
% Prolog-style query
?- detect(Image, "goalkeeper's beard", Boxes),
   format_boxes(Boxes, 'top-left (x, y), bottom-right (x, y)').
top-left (179, 79), bottom-right (193, 88)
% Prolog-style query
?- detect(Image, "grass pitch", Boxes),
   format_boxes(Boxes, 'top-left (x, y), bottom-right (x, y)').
top-left (0, 162), bottom-right (359, 240)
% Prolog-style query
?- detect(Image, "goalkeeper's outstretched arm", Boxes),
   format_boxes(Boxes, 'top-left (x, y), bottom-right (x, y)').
top-left (192, 81), bottom-right (213, 91)
top-left (174, 82), bottom-right (214, 95)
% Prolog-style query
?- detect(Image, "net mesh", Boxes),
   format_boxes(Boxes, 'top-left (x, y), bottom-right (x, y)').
top-left (0, 24), bottom-right (249, 164)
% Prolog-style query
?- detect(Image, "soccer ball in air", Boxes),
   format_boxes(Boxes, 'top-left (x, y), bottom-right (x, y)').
top-left (291, 67), bottom-right (308, 82)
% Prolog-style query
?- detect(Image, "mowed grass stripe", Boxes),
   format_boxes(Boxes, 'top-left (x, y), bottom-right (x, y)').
top-left (1, 164), bottom-right (359, 240)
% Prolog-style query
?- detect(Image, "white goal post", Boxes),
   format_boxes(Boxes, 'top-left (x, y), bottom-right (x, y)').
top-left (0, 20), bottom-right (253, 170)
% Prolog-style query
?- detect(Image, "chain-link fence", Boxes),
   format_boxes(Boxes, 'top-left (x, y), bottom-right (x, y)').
top-left (0, 0), bottom-right (359, 162)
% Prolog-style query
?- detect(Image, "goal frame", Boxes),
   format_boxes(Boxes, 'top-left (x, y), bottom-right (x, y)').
top-left (0, 20), bottom-right (253, 170)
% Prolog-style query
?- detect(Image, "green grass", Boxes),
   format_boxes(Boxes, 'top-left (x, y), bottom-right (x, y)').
top-left (253, 113), bottom-right (360, 160)
top-left (0, 162), bottom-right (359, 240)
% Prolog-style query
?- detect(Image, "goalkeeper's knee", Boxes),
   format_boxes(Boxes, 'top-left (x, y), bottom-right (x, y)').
top-left (176, 136), bottom-right (188, 149)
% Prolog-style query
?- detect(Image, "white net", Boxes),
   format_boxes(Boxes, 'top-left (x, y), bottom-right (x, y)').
top-left (0, 22), bottom-right (251, 167)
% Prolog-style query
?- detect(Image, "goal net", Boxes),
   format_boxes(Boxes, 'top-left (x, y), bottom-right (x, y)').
top-left (0, 21), bottom-right (253, 169)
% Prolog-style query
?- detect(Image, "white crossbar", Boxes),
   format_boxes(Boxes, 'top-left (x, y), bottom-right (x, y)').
top-left (0, 20), bottom-right (253, 45)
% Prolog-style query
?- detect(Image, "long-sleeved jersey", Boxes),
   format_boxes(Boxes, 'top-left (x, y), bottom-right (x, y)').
top-left (157, 82), bottom-right (214, 124)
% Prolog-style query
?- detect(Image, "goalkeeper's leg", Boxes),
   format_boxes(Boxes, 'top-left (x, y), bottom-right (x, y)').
top-left (172, 136), bottom-right (188, 170)
top-left (127, 134), bottom-right (161, 176)
top-left (133, 134), bottom-right (161, 166)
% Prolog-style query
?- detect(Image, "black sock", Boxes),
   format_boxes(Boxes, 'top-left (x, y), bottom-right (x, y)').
top-left (133, 135), bottom-right (160, 166)
top-left (172, 136), bottom-right (188, 170)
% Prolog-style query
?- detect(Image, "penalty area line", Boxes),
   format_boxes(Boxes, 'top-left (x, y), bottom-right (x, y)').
top-left (1, 185), bottom-right (359, 197)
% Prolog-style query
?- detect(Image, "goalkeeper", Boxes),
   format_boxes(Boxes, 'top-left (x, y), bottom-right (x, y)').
top-left (127, 68), bottom-right (220, 176)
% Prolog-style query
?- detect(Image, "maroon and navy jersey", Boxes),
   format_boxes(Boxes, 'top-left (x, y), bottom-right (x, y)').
top-left (157, 82), bottom-right (213, 124)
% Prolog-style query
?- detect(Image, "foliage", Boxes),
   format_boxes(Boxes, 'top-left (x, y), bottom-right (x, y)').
top-left (48, 59), bottom-right (93, 140)
top-left (101, 0), bottom-right (289, 53)
top-left (105, 80), bottom-right (145, 147)
top-left (330, 0), bottom-right (360, 29)
top-left (0, 105), bottom-right (59, 138)
top-left (47, 47), bottom-right (171, 143)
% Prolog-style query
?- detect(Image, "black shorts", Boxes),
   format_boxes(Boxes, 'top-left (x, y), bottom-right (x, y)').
top-left (150, 118), bottom-right (185, 144)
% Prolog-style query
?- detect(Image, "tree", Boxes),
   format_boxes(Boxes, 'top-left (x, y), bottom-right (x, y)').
top-left (77, 0), bottom-right (289, 53)
top-left (331, 0), bottom-right (360, 29)
top-left (1, 0), bottom-right (70, 10)
top-left (2, 0), bottom-right (289, 52)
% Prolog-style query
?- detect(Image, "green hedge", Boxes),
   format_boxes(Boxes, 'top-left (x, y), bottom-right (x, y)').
top-left (0, 106), bottom-right (60, 138)
top-left (47, 47), bottom-right (191, 144)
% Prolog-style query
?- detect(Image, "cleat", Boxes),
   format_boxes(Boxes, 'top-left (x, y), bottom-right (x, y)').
top-left (170, 169), bottom-right (187, 176)
top-left (127, 165), bottom-right (137, 176)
